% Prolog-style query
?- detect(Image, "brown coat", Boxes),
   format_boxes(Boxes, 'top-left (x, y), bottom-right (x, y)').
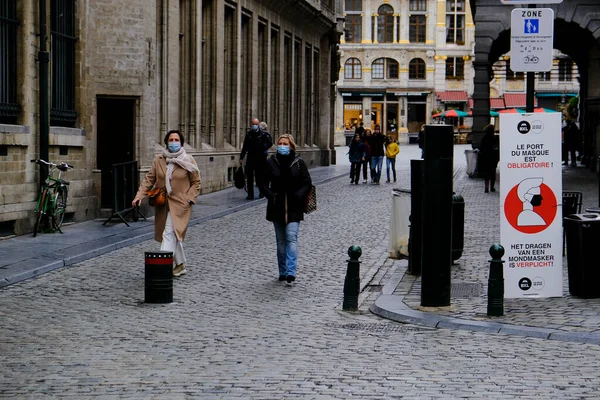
top-left (135, 154), bottom-right (201, 242)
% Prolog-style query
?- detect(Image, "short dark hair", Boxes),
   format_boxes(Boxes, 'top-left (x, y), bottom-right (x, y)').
top-left (164, 130), bottom-right (185, 147)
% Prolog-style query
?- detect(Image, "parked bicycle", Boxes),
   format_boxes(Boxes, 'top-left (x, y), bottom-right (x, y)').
top-left (31, 159), bottom-right (73, 237)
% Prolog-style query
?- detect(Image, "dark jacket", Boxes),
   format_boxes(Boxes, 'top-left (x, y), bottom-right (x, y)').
top-left (478, 132), bottom-right (500, 176)
top-left (240, 129), bottom-right (273, 161)
top-left (370, 132), bottom-right (386, 157)
top-left (362, 139), bottom-right (372, 160)
top-left (348, 140), bottom-right (365, 163)
top-left (260, 152), bottom-right (312, 224)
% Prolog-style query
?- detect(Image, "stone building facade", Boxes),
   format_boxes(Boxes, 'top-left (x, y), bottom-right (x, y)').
top-left (0, 0), bottom-right (343, 236)
top-left (335, 0), bottom-right (476, 145)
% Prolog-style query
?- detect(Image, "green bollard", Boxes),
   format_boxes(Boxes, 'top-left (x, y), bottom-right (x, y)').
top-left (343, 245), bottom-right (362, 311)
top-left (487, 244), bottom-right (505, 317)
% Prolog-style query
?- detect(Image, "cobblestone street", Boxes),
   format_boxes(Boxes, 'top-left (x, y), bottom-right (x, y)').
top-left (2, 145), bottom-right (600, 398)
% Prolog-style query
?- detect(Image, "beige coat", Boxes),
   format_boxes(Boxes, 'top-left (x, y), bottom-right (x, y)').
top-left (135, 154), bottom-right (201, 242)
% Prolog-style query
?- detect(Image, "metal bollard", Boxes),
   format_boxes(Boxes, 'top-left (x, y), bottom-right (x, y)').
top-left (145, 251), bottom-right (173, 304)
top-left (343, 245), bottom-right (362, 311)
top-left (487, 244), bottom-right (505, 317)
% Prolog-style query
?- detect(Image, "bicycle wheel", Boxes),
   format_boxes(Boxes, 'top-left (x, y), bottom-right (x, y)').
top-left (33, 189), bottom-right (47, 237)
top-left (52, 186), bottom-right (68, 230)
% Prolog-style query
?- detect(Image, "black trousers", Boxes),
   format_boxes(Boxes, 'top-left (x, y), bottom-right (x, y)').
top-left (245, 157), bottom-right (266, 198)
top-left (350, 162), bottom-right (361, 183)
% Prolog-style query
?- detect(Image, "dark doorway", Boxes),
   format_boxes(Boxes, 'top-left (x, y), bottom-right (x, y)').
top-left (97, 97), bottom-right (135, 208)
top-left (407, 97), bottom-right (426, 134)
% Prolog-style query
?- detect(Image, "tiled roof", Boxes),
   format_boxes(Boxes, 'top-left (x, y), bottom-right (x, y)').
top-left (468, 98), bottom-right (506, 109)
top-left (436, 91), bottom-right (468, 102)
top-left (504, 93), bottom-right (537, 108)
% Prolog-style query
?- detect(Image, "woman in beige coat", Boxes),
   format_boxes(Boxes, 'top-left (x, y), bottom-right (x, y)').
top-left (132, 130), bottom-right (201, 277)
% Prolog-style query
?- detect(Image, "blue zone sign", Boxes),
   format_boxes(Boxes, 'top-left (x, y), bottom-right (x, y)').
top-left (524, 19), bottom-right (539, 34)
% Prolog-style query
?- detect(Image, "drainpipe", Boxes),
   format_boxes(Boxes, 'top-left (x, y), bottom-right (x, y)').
top-left (39, 0), bottom-right (50, 183)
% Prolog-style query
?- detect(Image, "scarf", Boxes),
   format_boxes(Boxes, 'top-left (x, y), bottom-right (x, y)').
top-left (162, 147), bottom-right (199, 195)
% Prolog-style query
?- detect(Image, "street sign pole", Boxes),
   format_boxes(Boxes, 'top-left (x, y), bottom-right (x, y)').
top-left (526, 4), bottom-right (536, 113)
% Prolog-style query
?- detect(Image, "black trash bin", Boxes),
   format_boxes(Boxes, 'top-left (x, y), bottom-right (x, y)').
top-left (564, 214), bottom-right (600, 298)
top-left (452, 193), bottom-right (465, 262)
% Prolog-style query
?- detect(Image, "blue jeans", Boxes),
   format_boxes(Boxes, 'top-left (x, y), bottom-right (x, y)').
top-left (273, 221), bottom-right (300, 277)
top-left (371, 156), bottom-right (384, 183)
top-left (386, 157), bottom-right (396, 181)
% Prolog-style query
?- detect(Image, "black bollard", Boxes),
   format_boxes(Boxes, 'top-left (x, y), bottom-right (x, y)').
top-left (487, 244), bottom-right (505, 317)
top-left (343, 245), bottom-right (362, 311)
top-left (421, 125), bottom-right (454, 307)
top-left (408, 159), bottom-right (423, 276)
top-left (145, 251), bottom-right (173, 304)
top-left (452, 193), bottom-right (465, 262)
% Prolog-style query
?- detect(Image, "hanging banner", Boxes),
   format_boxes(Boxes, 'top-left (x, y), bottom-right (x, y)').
top-left (499, 112), bottom-right (562, 298)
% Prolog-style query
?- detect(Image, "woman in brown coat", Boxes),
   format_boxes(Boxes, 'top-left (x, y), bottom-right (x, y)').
top-left (132, 130), bottom-right (201, 276)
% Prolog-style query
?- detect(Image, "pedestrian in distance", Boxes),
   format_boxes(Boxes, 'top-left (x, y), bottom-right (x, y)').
top-left (348, 133), bottom-right (365, 185)
top-left (417, 124), bottom-right (425, 159)
top-left (259, 134), bottom-right (312, 284)
top-left (240, 117), bottom-right (273, 200)
top-left (370, 124), bottom-right (386, 184)
top-left (478, 124), bottom-right (500, 193)
top-left (132, 130), bottom-right (201, 277)
top-left (564, 120), bottom-right (579, 167)
top-left (259, 121), bottom-right (272, 156)
top-left (361, 129), bottom-right (372, 184)
top-left (385, 135), bottom-right (399, 183)
top-left (354, 121), bottom-right (365, 138)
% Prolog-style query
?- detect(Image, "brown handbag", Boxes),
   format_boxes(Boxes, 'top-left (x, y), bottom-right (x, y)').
top-left (147, 187), bottom-right (166, 207)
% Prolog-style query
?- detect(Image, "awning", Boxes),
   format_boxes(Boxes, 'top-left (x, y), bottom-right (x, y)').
top-left (536, 92), bottom-right (578, 97)
top-left (436, 91), bottom-right (468, 102)
top-left (468, 98), bottom-right (506, 109)
top-left (504, 93), bottom-right (537, 108)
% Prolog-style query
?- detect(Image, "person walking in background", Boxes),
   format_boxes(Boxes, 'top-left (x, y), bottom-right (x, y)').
top-left (478, 124), bottom-right (500, 193)
top-left (259, 121), bottom-right (273, 156)
top-left (259, 134), bottom-right (312, 284)
top-left (240, 117), bottom-right (273, 200)
top-left (385, 135), bottom-right (399, 183)
top-left (354, 121), bottom-right (365, 138)
top-left (132, 130), bottom-right (201, 277)
top-left (417, 124), bottom-right (425, 159)
top-left (370, 124), bottom-right (386, 184)
top-left (564, 120), bottom-right (579, 167)
top-left (348, 133), bottom-right (365, 185)
top-left (361, 129), bottom-right (372, 184)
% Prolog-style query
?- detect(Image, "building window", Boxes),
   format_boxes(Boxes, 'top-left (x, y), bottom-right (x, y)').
top-left (345, 14), bottom-right (362, 43)
top-left (505, 61), bottom-right (524, 80)
top-left (371, 58), bottom-right (398, 79)
top-left (0, 0), bottom-right (19, 124)
top-left (345, 0), bottom-right (362, 12)
top-left (538, 71), bottom-right (551, 81)
top-left (377, 4), bottom-right (394, 43)
top-left (446, 0), bottom-right (465, 44)
top-left (445, 57), bottom-right (464, 79)
top-left (410, 0), bottom-right (427, 11)
top-left (409, 58), bottom-right (425, 79)
top-left (558, 59), bottom-right (573, 81)
top-left (409, 15), bottom-right (426, 43)
top-left (344, 58), bottom-right (362, 79)
top-left (51, 0), bottom-right (77, 127)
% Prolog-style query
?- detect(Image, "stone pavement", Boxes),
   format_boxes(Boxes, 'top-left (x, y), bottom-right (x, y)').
top-left (371, 146), bottom-right (600, 345)
top-left (2, 145), bottom-right (600, 398)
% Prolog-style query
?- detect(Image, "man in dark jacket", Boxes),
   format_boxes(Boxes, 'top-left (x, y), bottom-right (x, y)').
top-left (369, 124), bottom-right (386, 184)
top-left (240, 117), bottom-right (273, 199)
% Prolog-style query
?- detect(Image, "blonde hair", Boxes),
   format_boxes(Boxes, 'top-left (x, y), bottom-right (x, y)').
top-left (277, 134), bottom-right (296, 151)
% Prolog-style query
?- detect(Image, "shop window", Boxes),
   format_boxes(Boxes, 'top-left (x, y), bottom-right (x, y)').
top-left (409, 58), bottom-right (426, 79)
top-left (344, 58), bottom-right (362, 79)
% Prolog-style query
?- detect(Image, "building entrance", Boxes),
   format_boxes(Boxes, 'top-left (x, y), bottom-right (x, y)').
top-left (97, 97), bottom-right (135, 209)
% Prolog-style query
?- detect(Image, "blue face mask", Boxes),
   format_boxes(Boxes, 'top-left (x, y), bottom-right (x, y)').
top-left (277, 145), bottom-right (290, 156)
top-left (252, 124), bottom-right (259, 131)
top-left (168, 142), bottom-right (181, 152)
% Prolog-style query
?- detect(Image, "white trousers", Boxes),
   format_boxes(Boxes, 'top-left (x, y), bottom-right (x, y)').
top-left (160, 212), bottom-right (186, 266)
